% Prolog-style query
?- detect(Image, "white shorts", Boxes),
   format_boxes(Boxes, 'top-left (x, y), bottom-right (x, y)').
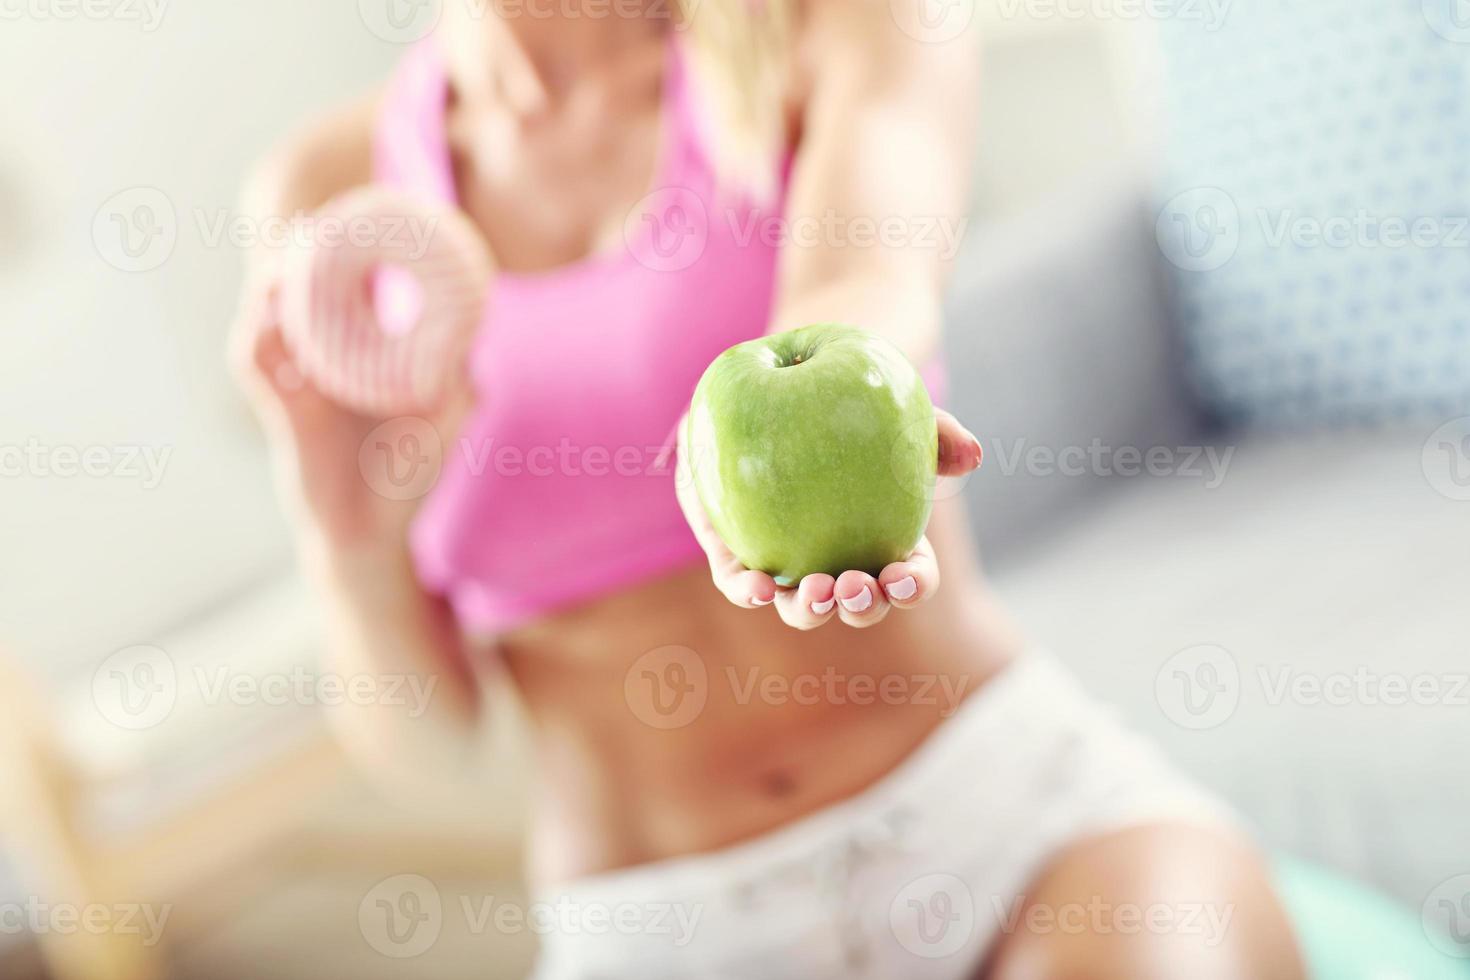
top-left (530, 651), bottom-right (1237, 980)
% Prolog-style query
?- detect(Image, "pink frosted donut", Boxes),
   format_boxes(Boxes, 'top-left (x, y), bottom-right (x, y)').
top-left (278, 187), bottom-right (492, 415)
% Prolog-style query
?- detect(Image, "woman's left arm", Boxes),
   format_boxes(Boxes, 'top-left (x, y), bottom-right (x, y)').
top-left (769, 0), bottom-right (978, 365)
top-left (675, 2), bottom-right (984, 630)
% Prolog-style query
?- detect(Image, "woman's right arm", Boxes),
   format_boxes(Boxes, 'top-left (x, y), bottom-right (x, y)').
top-left (231, 99), bottom-right (485, 785)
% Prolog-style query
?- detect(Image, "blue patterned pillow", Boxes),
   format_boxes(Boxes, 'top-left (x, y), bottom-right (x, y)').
top-left (1154, 0), bottom-right (1470, 427)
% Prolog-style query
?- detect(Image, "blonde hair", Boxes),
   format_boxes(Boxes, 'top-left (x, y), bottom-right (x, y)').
top-left (675, 0), bottom-right (795, 202)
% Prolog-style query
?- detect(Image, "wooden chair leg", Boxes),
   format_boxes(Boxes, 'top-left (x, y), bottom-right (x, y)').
top-left (0, 658), bottom-right (165, 980)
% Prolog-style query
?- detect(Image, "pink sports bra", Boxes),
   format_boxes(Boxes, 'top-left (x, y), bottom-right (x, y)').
top-left (375, 37), bottom-right (790, 632)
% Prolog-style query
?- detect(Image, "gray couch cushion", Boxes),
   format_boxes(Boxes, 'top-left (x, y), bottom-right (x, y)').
top-left (944, 164), bottom-right (1208, 562)
top-left (990, 427), bottom-right (1470, 907)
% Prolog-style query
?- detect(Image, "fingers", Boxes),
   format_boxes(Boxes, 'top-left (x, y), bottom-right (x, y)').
top-left (832, 569), bottom-right (891, 628)
top-left (229, 277), bottom-right (316, 411)
top-left (935, 408), bottom-right (983, 477)
top-left (230, 290), bottom-right (346, 456)
top-left (712, 556), bottom-right (779, 610)
top-left (774, 536), bottom-right (939, 630)
top-left (227, 278), bottom-right (279, 393)
top-left (230, 281), bottom-right (298, 424)
top-left (249, 324), bottom-right (308, 406)
top-left (878, 535), bottom-right (940, 609)
top-left (773, 573), bottom-right (837, 630)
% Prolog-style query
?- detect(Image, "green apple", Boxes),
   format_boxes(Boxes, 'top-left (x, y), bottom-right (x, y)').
top-left (686, 324), bottom-right (938, 586)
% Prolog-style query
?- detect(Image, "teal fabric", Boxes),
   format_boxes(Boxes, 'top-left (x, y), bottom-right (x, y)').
top-left (1276, 857), bottom-right (1470, 978)
top-left (1155, 1), bottom-right (1470, 427)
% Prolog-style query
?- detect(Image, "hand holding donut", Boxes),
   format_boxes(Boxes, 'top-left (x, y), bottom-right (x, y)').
top-left (277, 186), bottom-right (493, 417)
top-left (232, 187), bottom-right (492, 551)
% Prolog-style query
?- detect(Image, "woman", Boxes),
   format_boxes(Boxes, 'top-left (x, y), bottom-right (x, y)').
top-left (233, 1), bottom-right (1304, 976)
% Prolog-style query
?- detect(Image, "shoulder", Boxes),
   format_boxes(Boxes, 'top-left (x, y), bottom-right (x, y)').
top-left (795, 0), bottom-right (979, 68)
top-left (241, 93), bottom-right (380, 221)
top-left (791, 0), bottom-right (977, 98)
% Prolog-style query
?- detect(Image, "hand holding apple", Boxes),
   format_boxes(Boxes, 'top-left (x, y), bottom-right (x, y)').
top-left (674, 325), bottom-right (983, 629)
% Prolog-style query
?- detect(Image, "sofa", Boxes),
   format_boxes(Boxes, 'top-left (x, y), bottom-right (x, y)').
top-left (944, 162), bottom-right (1470, 914)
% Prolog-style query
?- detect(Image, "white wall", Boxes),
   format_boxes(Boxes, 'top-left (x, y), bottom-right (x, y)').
top-left (0, 4), bottom-right (398, 673)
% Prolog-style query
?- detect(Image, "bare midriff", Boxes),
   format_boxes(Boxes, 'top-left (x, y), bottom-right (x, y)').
top-left (492, 498), bottom-right (1024, 884)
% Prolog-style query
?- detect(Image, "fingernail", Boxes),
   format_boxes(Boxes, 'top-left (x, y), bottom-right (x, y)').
top-left (886, 576), bottom-right (918, 601)
top-left (811, 597), bottom-right (836, 615)
top-left (751, 595), bottom-right (773, 606)
top-left (839, 587), bottom-right (873, 613)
